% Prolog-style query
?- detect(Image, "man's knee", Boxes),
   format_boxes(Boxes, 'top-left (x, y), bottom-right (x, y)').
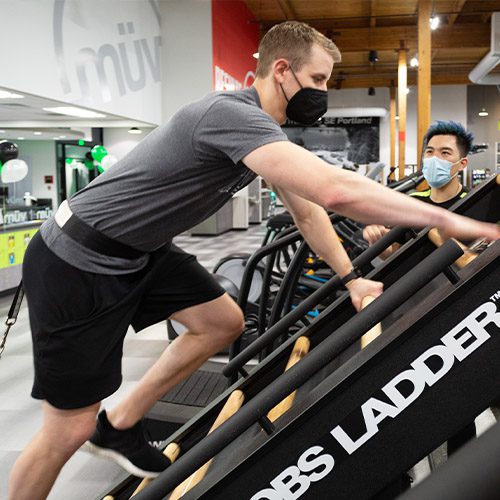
top-left (69, 418), bottom-right (97, 448)
top-left (204, 302), bottom-right (244, 346)
top-left (224, 307), bottom-right (245, 340)
top-left (43, 404), bottom-right (99, 453)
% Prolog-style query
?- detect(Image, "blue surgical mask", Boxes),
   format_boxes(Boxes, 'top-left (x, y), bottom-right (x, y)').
top-left (422, 156), bottom-right (462, 188)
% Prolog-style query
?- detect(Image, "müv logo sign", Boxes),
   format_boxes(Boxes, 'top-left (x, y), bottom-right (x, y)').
top-left (251, 300), bottom-right (500, 500)
top-left (53, 0), bottom-right (161, 105)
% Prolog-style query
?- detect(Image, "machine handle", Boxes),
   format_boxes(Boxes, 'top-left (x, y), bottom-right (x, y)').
top-left (360, 296), bottom-right (383, 348)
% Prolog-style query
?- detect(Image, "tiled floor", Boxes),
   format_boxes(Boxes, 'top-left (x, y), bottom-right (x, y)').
top-left (0, 218), bottom-right (497, 499)
top-left (0, 223), bottom-right (268, 500)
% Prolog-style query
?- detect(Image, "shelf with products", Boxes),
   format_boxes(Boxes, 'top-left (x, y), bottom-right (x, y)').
top-left (0, 222), bottom-right (42, 292)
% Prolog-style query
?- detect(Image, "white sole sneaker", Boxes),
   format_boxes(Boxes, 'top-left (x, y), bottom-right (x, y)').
top-left (82, 441), bottom-right (161, 479)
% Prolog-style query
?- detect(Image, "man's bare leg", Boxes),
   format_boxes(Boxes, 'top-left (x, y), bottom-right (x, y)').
top-left (107, 293), bottom-right (244, 429)
top-left (8, 401), bottom-right (100, 500)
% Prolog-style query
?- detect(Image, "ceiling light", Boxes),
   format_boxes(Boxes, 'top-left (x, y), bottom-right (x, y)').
top-left (60, 135), bottom-right (67, 139)
top-left (478, 108), bottom-right (489, 117)
top-left (252, 52), bottom-right (259, 59)
top-left (0, 130), bottom-right (5, 133)
top-left (0, 90), bottom-right (24, 99)
top-left (395, 115), bottom-right (399, 120)
top-left (128, 127), bottom-right (142, 134)
top-left (33, 131), bottom-right (42, 135)
top-left (430, 16), bottom-right (440, 30)
top-left (43, 106), bottom-right (106, 118)
top-left (368, 50), bottom-right (379, 63)
top-left (17, 137), bottom-right (25, 140)
top-left (410, 56), bottom-right (419, 67)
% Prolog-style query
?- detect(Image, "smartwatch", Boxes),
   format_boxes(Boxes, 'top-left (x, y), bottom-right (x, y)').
top-left (340, 266), bottom-right (362, 286)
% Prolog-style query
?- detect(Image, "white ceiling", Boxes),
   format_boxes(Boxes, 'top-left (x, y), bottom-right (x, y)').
top-left (0, 87), bottom-right (155, 141)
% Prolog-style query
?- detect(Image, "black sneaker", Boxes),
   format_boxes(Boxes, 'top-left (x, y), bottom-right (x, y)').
top-left (84, 410), bottom-right (171, 478)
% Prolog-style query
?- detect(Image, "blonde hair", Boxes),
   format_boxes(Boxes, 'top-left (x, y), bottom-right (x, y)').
top-left (256, 21), bottom-right (341, 78)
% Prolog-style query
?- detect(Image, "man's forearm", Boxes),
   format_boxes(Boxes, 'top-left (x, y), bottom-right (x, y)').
top-left (287, 201), bottom-right (384, 312)
top-left (326, 169), bottom-right (448, 229)
top-left (293, 206), bottom-right (353, 279)
top-left (328, 170), bottom-right (500, 243)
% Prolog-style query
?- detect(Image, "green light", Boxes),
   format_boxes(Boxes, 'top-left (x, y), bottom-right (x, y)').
top-left (78, 139), bottom-right (85, 146)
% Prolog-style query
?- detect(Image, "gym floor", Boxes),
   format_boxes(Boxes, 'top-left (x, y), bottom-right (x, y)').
top-left (0, 219), bottom-right (497, 499)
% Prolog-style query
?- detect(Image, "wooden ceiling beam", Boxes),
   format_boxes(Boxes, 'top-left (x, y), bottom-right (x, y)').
top-left (328, 71), bottom-right (473, 89)
top-left (333, 62), bottom-right (477, 72)
top-left (481, 12), bottom-right (493, 23)
top-left (328, 66), bottom-right (471, 83)
top-left (448, 0), bottom-right (468, 25)
top-left (417, 0), bottom-right (432, 166)
top-left (331, 64), bottom-right (481, 78)
top-left (275, 0), bottom-right (296, 20)
top-left (370, 0), bottom-right (377, 28)
top-left (329, 23), bottom-right (489, 52)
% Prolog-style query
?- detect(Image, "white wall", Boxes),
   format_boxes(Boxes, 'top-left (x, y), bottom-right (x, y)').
top-left (1, 0), bottom-right (161, 124)
top-left (429, 85), bottom-right (468, 127)
top-left (467, 85), bottom-right (500, 171)
top-left (160, 0), bottom-right (213, 121)
top-left (103, 127), bottom-right (155, 160)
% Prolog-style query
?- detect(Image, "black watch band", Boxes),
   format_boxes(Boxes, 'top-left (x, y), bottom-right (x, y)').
top-left (340, 267), bottom-right (362, 286)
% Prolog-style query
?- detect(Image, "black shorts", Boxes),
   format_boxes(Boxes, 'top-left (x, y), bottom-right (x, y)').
top-left (23, 232), bottom-right (225, 410)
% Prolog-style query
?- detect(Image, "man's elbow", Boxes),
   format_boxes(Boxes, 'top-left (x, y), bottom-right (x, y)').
top-left (321, 186), bottom-right (355, 212)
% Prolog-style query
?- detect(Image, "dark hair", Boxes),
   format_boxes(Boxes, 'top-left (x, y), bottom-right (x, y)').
top-left (424, 120), bottom-right (474, 157)
top-left (256, 21), bottom-right (341, 78)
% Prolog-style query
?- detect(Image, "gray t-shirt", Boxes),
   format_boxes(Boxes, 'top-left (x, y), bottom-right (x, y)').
top-left (41, 87), bottom-right (288, 274)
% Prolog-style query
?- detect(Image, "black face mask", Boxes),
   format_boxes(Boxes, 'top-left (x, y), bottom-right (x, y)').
top-left (281, 67), bottom-right (328, 125)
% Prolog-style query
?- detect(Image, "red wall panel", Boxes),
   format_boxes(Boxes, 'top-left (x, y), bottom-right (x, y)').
top-left (212, 0), bottom-right (259, 90)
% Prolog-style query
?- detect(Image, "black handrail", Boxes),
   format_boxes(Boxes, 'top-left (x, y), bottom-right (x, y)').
top-left (256, 249), bottom-right (277, 338)
top-left (267, 240), bottom-right (310, 329)
top-left (392, 172), bottom-right (425, 193)
top-left (229, 213), bottom-right (342, 363)
top-left (264, 241), bottom-right (310, 358)
top-left (224, 225), bottom-right (410, 379)
top-left (228, 228), bottom-right (304, 364)
top-left (133, 238), bottom-right (464, 500)
top-left (235, 230), bottom-right (301, 312)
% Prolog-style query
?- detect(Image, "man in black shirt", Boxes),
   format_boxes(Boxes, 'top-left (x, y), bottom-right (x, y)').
top-left (363, 121), bottom-right (472, 255)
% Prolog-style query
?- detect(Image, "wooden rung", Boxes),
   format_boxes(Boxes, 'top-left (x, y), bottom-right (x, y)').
top-left (428, 228), bottom-right (478, 269)
top-left (168, 390), bottom-right (245, 500)
top-left (267, 336), bottom-right (311, 422)
top-left (131, 442), bottom-right (181, 497)
top-left (360, 295), bottom-right (383, 348)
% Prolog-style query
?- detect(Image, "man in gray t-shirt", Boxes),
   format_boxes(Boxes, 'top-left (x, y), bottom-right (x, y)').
top-left (10, 21), bottom-right (500, 500)
top-left (41, 85), bottom-right (289, 274)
